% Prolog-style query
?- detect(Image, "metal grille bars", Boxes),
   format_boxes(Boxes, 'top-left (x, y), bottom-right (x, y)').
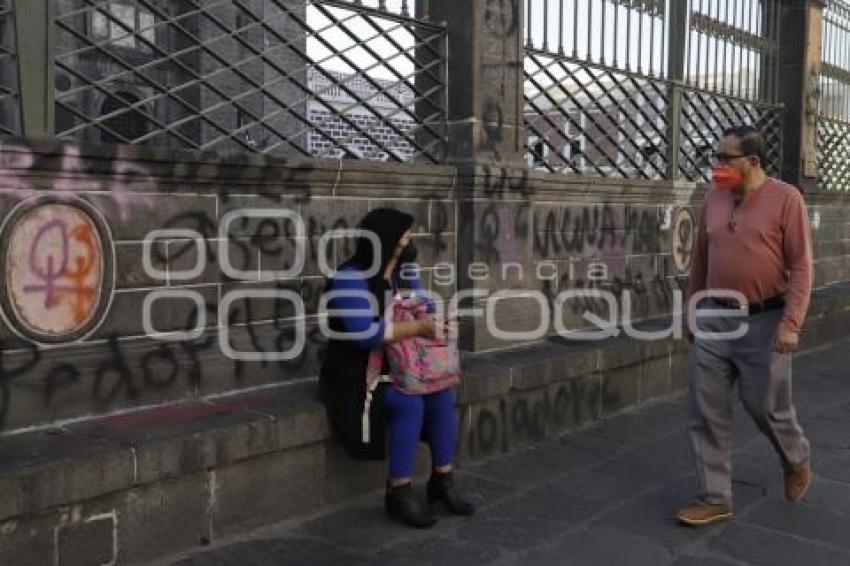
top-left (54, 0), bottom-right (447, 162)
top-left (819, 0), bottom-right (850, 190)
top-left (525, 0), bottom-right (667, 77)
top-left (0, 0), bottom-right (19, 136)
top-left (524, 0), bottom-right (668, 179)
top-left (523, 0), bottom-right (783, 182)
top-left (685, 0), bottom-right (782, 104)
top-left (679, 0), bottom-right (783, 181)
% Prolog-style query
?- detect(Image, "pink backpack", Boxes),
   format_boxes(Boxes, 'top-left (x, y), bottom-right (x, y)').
top-left (366, 297), bottom-right (460, 396)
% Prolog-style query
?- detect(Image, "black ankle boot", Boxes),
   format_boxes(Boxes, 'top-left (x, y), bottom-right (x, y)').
top-left (427, 471), bottom-right (475, 516)
top-left (385, 482), bottom-right (437, 528)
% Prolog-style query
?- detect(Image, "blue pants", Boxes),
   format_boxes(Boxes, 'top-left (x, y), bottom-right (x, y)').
top-left (383, 386), bottom-right (457, 478)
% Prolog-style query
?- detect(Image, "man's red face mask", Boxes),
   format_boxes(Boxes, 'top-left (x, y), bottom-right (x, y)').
top-left (712, 165), bottom-right (743, 191)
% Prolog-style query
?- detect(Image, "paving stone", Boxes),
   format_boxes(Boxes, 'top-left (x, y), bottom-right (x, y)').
top-left (553, 468), bottom-right (648, 504)
top-left (812, 450), bottom-right (850, 483)
top-left (454, 512), bottom-right (573, 552)
top-left (708, 521), bottom-right (850, 566)
top-left (568, 400), bottom-right (688, 455)
top-left (375, 536), bottom-right (501, 566)
top-left (668, 555), bottom-right (741, 566)
top-left (797, 415), bottom-right (850, 449)
top-left (742, 499), bottom-right (850, 551)
top-left (590, 433), bottom-right (694, 486)
top-left (469, 441), bottom-right (600, 486)
top-left (799, 477), bottom-right (850, 517)
top-left (450, 471), bottom-right (520, 510)
top-left (298, 503), bottom-right (450, 553)
top-left (170, 537), bottom-right (372, 566)
top-left (510, 526), bottom-right (671, 566)
top-left (592, 476), bottom-right (765, 551)
top-left (495, 483), bottom-right (603, 525)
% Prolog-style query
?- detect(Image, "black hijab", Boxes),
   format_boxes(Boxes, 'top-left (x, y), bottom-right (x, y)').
top-left (320, 208), bottom-right (413, 462)
top-left (347, 207), bottom-right (414, 292)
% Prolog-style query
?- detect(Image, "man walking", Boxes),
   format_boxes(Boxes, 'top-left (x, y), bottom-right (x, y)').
top-left (677, 126), bottom-right (813, 526)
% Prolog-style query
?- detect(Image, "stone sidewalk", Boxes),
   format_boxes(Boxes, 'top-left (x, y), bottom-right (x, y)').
top-left (158, 340), bottom-right (850, 566)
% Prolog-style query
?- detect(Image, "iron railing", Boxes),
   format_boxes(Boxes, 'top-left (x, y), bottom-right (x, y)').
top-left (524, 0), bottom-right (669, 179)
top-left (680, 0), bottom-right (783, 181)
top-left (819, 0), bottom-right (850, 190)
top-left (53, 0), bottom-right (447, 162)
top-left (523, 0), bottom-right (783, 182)
top-left (0, 0), bottom-right (19, 136)
top-left (679, 88), bottom-right (783, 180)
top-left (684, 0), bottom-right (781, 104)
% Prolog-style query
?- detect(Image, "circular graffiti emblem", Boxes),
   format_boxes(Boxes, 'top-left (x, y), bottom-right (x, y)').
top-left (5, 204), bottom-right (105, 337)
top-left (672, 207), bottom-right (695, 274)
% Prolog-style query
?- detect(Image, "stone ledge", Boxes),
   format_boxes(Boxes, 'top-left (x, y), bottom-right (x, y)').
top-left (0, 334), bottom-right (665, 524)
top-left (0, 138), bottom-right (459, 196)
top-left (0, 380), bottom-right (329, 523)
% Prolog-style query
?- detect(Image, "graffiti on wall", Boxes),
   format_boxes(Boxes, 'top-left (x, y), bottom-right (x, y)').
top-left (672, 207), bottom-right (695, 273)
top-left (0, 141), bottom-right (462, 430)
top-left (5, 203), bottom-right (106, 336)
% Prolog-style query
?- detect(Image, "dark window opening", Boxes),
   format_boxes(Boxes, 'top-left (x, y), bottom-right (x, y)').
top-left (100, 93), bottom-right (149, 144)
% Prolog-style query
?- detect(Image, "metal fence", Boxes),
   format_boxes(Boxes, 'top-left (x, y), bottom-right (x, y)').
top-left (2, 0), bottom-right (848, 184)
top-left (524, 0), bottom-right (783, 182)
top-left (0, 0), bottom-right (19, 136)
top-left (52, 0), bottom-right (447, 162)
top-left (819, 0), bottom-right (850, 191)
top-left (680, 0), bottom-right (783, 180)
top-left (524, 0), bottom-right (669, 179)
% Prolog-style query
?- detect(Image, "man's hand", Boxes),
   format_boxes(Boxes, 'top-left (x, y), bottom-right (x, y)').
top-left (773, 326), bottom-right (799, 353)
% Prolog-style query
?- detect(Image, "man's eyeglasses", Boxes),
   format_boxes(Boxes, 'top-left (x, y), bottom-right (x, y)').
top-left (709, 152), bottom-right (752, 166)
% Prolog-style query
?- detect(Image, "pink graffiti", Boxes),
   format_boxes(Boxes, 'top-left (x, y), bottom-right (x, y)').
top-left (0, 143), bottom-right (158, 222)
top-left (54, 145), bottom-right (101, 194)
top-left (23, 219), bottom-right (97, 322)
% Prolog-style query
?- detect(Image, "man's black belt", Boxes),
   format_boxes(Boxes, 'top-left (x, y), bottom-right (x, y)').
top-left (709, 295), bottom-right (785, 315)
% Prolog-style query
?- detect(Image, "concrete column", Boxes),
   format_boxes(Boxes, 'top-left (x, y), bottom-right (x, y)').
top-left (15, 0), bottom-right (55, 137)
top-left (420, 0), bottom-right (528, 352)
top-left (778, 0), bottom-right (825, 191)
top-left (426, 0), bottom-right (525, 165)
top-left (665, 0), bottom-right (688, 180)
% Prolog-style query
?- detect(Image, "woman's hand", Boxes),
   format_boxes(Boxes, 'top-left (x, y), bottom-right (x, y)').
top-left (416, 318), bottom-right (437, 337)
top-left (386, 317), bottom-right (458, 343)
top-left (417, 317), bottom-right (457, 339)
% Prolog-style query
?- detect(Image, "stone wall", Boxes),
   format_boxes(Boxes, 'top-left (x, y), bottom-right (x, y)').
top-left (0, 140), bottom-right (456, 432)
top-left (454, 167), bottom-right (702, 352)
top-left (0, 141), bottom-right (847, 434)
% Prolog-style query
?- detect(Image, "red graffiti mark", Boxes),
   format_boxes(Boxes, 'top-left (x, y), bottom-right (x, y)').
top-left (65, 224), bottom-right (98, 323)
top-left (23, 218), bottom-right (98, 323)
top-left (99, 402), bottom-right (228, 429)
top-left (96, 395), bottom-right (283, 429)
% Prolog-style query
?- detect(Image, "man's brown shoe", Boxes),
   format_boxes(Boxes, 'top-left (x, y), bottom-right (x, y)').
top-left (676, 504), bottom-right (733, 527)
top-left (785, 461), bottom-right (812, 503)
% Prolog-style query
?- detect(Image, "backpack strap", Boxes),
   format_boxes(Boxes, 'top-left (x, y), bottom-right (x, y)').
top-left (362, 373), bottom-right (390, 443)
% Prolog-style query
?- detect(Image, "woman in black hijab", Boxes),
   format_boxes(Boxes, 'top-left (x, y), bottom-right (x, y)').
top-left (319, 208), bottom-right (474, 528)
